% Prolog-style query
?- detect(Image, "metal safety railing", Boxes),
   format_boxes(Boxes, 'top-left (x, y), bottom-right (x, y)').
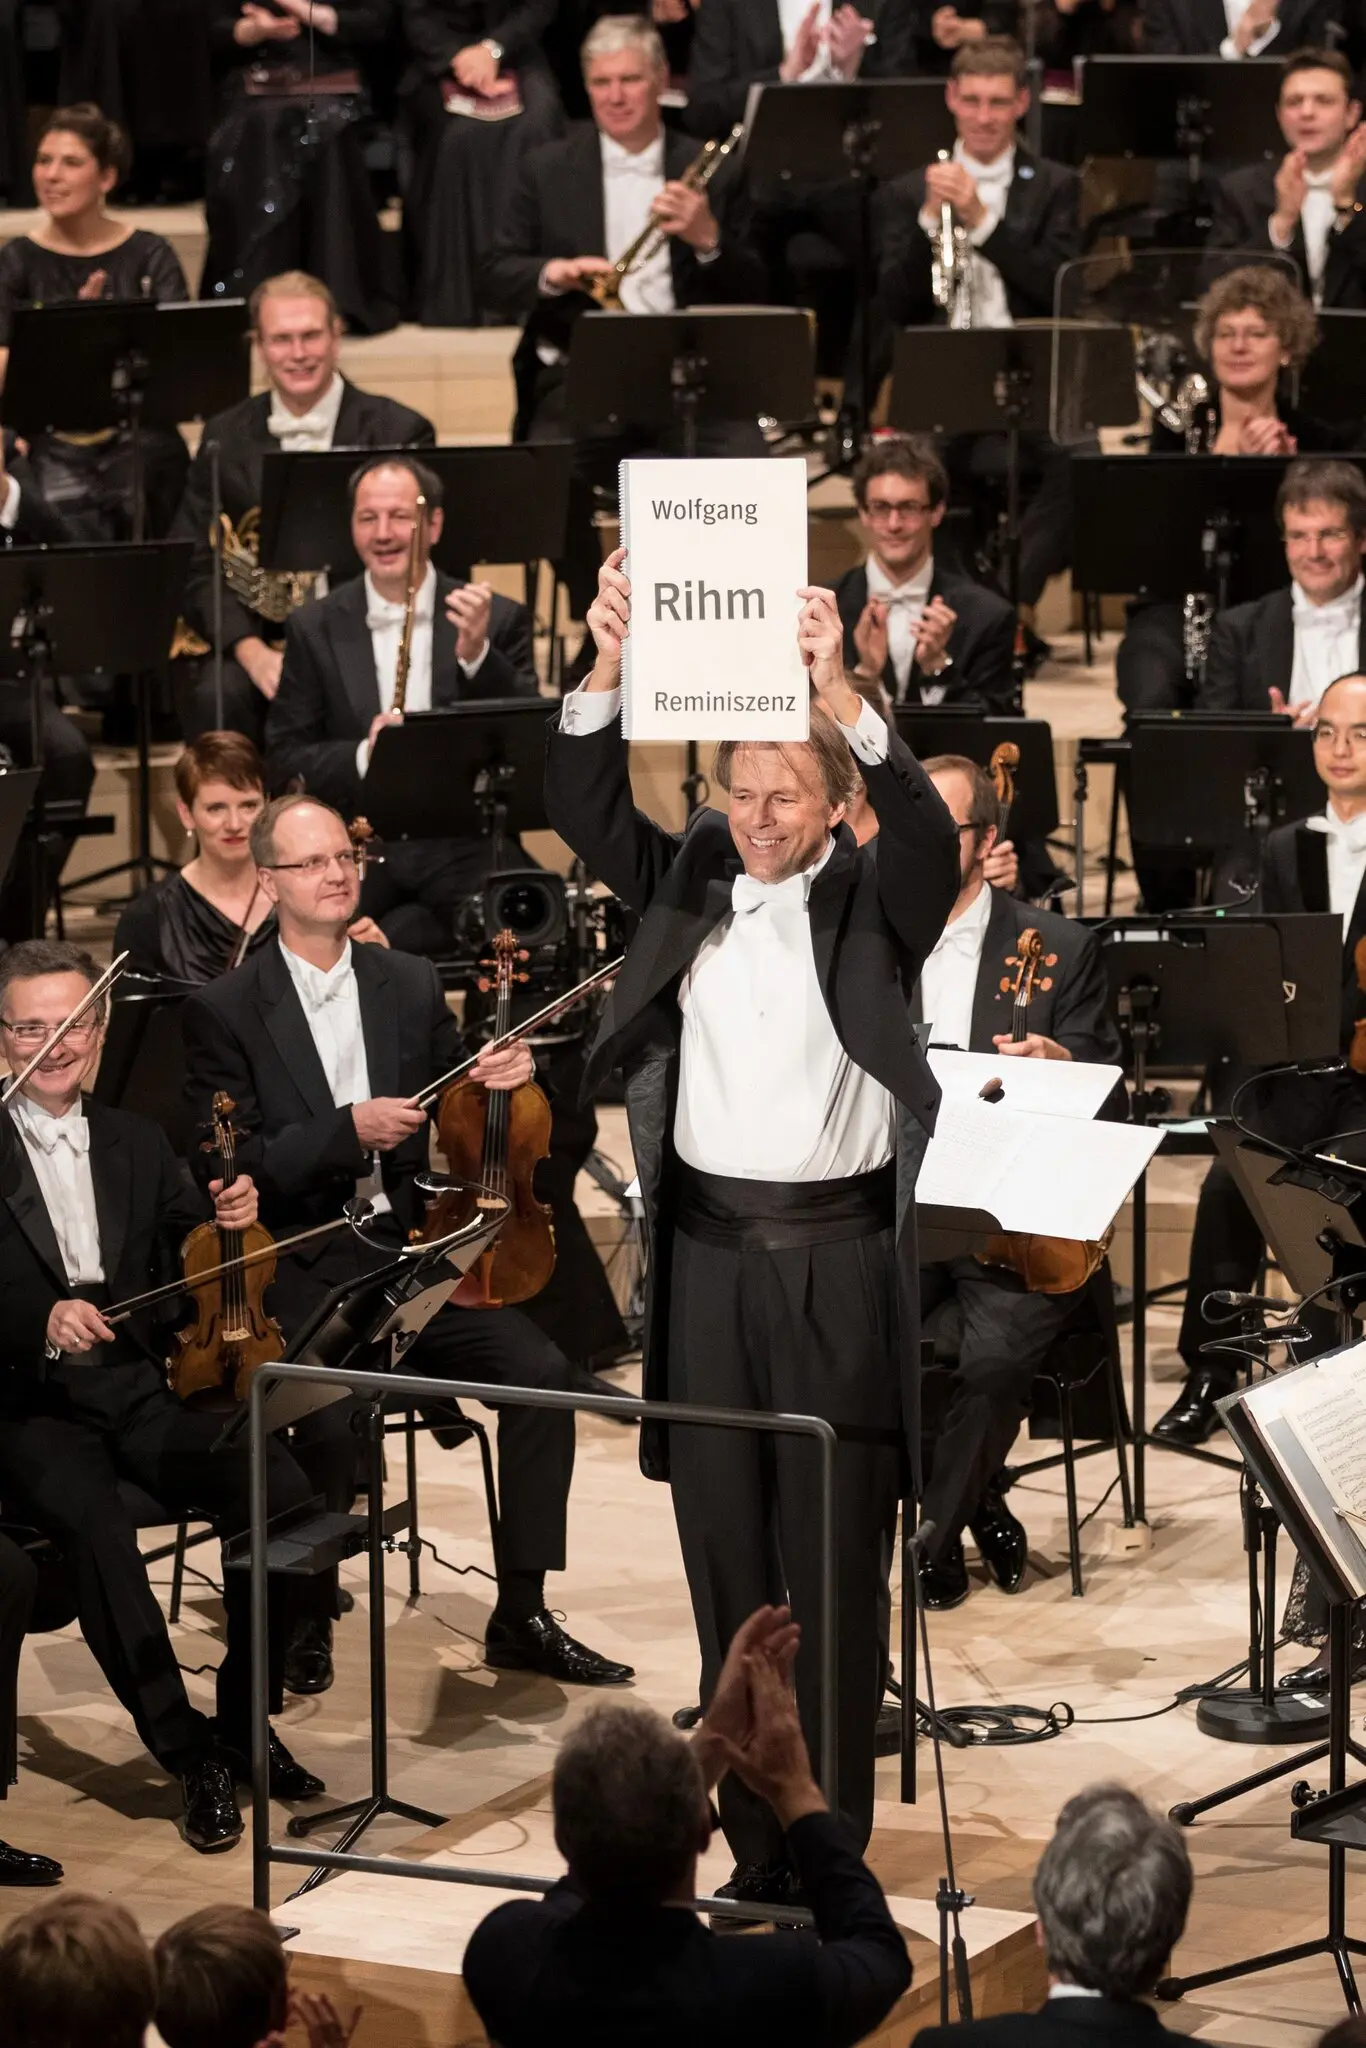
top-left (247, 1360), bottom-right (839, 1926)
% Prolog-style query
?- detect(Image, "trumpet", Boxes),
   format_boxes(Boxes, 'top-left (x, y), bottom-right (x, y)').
top-left (588, 123), bottom-right (745, 311)
top-left (929, 151), bottom-right (974, 331)
top-left (392, 492), bottom-right (427, 717)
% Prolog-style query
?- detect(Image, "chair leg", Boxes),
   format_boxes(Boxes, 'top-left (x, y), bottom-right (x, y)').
top-left (405, 1409), bottom-right (422, 1602)
top-left (169, 1518), bottom-right (188, 1624)
top-left (471, 1422), bottom-right (503, 1583)
top-left (1104, 1340), bottom-right (1135, 1530)
top-left (1059, 1384), bottom-right (1084, 1598)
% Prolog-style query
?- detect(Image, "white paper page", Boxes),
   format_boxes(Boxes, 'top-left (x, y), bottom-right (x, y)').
top-left (927, 1048), bottom-right (1124, 1122)
top-left (619, 456), bottom-right (809, 742)
top-left (1277, 1354), bottom-right (1366, 1522)
top-left (918, 1099), bottom-right (1162, 1238)
top-left (915, 1098), bottom-right (1035, 1213)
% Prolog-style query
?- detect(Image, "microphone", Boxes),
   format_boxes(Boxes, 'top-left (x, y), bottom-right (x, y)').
top-left (1208, 1290), bottom-right (1288, 1310)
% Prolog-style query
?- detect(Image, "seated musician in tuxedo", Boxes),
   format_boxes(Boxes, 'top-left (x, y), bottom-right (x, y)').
top-left (1140, 0), bottom-right (1331, 54)
top-left (1156, 670), bottom-right (1366, 1451)
top-left (171, 270), bottom-right (435, 747)
top-left (838, 436), bottom-right (1016, 709)
top-left (1198, 458), bottom-right (1366, 718)
top-left (0, 1533), bottom-right (60, 1887)
top-left (908, 757), bottom-right (1123, 1608)
top-left (0, 938), bottom-right (324, 1854)
top-left (480, 11), bottom-right (768, 616)
top-left (877, 40), bottom-right (1082, 634)
top-left (267, 453), bottom-right (538, 955)
top-left (683, 0), bottom-right (885, 138)
top-left (1211, 49), bottom-right (1366, 308)
top-left (181, 794), bottom-right (633, 1695)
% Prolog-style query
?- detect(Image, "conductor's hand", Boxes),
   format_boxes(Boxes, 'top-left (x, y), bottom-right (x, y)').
top-left (651, 180), bottom-right (720, 254)
top-left (453, 39), bottom-right (499, 90)
top-left (798, 585), bottom-right (861, 726)
top-left (924, 158), bottom-right (986, 229)
top-left (446, 579), bottom-right (493, 664)
top-left (853, 596), bottom-right (889, 679)
top-left (696, 1605), bottom-right (802, 1789)
top-left (1232, 0), bottom-right (1277, 52)
top-left (352, 1097), bottom-right (425, 1151)
top-left (469, 1041), bottom-right (534, 1089)
top-left (1272, 147), bottom-right (1308, 240)
top-left (209, 1172), bottom-right (258, 1232)
top-left (992, 1030), bottom-right (1072, 1060)
top-left (914, 595), bottom-right (957, 674)
top-left (346, 915), bottom-right (390, 948)
top-left (542, 255), bottom-right (615, 294)
top-left (47, 1298), bottom-right (115, 1355)
top-left (983, 836), bottom-right (1019, 892)
top-left (779, 1), bottom-right (822, 78)
top-left (235, 1), bottom-right (301, 42)
top-left (709, 1653), bottom-right (827, 1828)
top-left (586, 546), bottom-right (630, 684)
top-left (1269, 685), bottom-right (1319, 726)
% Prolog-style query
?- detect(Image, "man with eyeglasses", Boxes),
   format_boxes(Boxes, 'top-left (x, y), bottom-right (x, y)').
top-left (181, 794), bottom-right (634, 1696)
top-left (1157, 671), bottom-right (1366, 1456)
top-left (0, 938), bottom-right (324, 1854)
top-left (836, 437), bottom-right (1016, 709)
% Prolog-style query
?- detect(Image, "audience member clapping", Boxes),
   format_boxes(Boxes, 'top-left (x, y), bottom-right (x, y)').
top-left (155, 1904), bottom-right (359, 2048)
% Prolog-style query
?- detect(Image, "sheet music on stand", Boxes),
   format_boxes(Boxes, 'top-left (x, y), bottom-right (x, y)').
top-left (1223, 1344), bottom-right (1366, 1607)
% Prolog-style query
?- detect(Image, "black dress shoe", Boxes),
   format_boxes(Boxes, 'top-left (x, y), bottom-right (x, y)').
top-left (968, 1488), bottom-right (1028, 1594)
top-left (918, 1536), bottom-right (970, 1611)
top-left (284, 1616), bottom-right (334, 1696)
top-left (1153, 1371), bottom-right (1231, 1446)
top-left (876, 1697), bottom-right (905, 1756)
top-left (223, 1728), bottom-right (326, 1802)
top-left (182, 1755), bottom-right (243, 1853)
top-left (0, 1839), bottom-right (62, 1887)
top-left (1278, 1649), bottom-right (1366, 1693)
top-left (484, 1611), bottom-right (634, 1686)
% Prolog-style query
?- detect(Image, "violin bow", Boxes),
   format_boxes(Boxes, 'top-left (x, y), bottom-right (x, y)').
top-left (103, 1210), bottom-right (368, 1326)
top-left (1, 952), bottom-right (129, 1107)
top-left (412, 952), bottom-right (624, 1111)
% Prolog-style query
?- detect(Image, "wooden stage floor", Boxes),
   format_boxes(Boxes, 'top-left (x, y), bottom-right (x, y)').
top-left (3, 1290), bottom-right (1357, 2047)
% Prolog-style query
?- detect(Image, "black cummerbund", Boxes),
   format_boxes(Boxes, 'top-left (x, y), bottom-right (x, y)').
top-left (675, 1160), bottom-right (896, 1251)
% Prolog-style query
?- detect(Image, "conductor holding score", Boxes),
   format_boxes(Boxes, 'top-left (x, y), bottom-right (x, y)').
top-left (545, 549), bottom-right (960, 1908)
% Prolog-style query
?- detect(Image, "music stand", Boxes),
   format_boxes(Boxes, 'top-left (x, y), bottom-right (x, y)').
top-left (564, 308), bottom-right (815, 455)
top-left (1297, 310), bottom-right (1366, 433)
top-left (1076, 56), bottom-right (1284, 236)
top-left (93, 982), bottom-right (191, 1156)
top-left (1088, 913), bottom-right (1340, 1518)
top-left (889, 325), bottom-right (1135, 607)
top-left (1126, 713), bottom-right (1319, 867)
top-left (363, 699), bottom-right (552, 865)
top-left (3, 300), bottom-right (249, 540)
top-left (892, 707), bottom-right (1059, 842)
top-left (0, 543), bottom-right (192, 903)
top-left (741, 79), bottom-right (954, 449)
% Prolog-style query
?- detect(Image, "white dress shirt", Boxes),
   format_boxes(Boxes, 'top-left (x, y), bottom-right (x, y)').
top-left (11, 1094), bottom-right (105, 1286)
top-left (279, 940), bottom-right (390, 1214)
top-left (920, 144), bottom-right (1016, 330)
top-left (1289, 575), bottom-right (1363, 711)
top-left (0, 472), bottom-right (19, 531)
top-left (1220, 0), bottom-right (1280, 57)
top-left (601, 132), bottom-right (676, 314)
top-left (918, 880), bottom-right (991, 1051)
top-left (1306, 802), bottom-right (1366, 933)
top-left (865, 552), bottom-right (936, 701)
top-left (357, 564), bottom-right (489, 776)
top-left (559, 683), bottom-right (896, 1180)
top-left (267, 369), bottom-right (345, 452)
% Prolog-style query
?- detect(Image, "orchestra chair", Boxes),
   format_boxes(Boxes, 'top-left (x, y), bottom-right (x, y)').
top-left (384, 1404), bottom-right (501, 1603)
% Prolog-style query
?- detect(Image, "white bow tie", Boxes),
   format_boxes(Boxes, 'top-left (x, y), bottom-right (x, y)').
top-left (934, 922), bottom-right (983, 958)
top-left (1294, 592), bottom-right (1357, 627)
top-left (295, 968), bottom-right (353, 1012)
top-left (732, 871), bottom-right (808, 917)
top-left (605, 150), bottom-right (662, 180)
top-left (25, 1114), bottom-right (89, 1156)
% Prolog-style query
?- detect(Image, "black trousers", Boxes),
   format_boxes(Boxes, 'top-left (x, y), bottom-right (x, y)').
top-left (174, 655), bottom-right (268, 751)
top-left (358, 836), bottom-right (510, 956)
top-left (919, 1257), bottom-right (1075, 1552)
top-left (0, 679), bottom-right (97, 944)
top-left (666, 1224), bottom-right (902, 1866)
top-left (290, 1301), bottom-right (577, 1579)
top-left (0, 1531), bottom-right (36, 1795)
top-left (0, 1358), bottom-right (310, 1774)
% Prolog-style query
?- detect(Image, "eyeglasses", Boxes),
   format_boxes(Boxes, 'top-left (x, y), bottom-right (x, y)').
top-left (265, 850), bottom-right (364, 878)
top-left (863, 498), bottom-right (932, 524)
top-left (1313, 724), bottom-right (1366, 744)
top-left (0, 1016), bottom-right (101, 1047)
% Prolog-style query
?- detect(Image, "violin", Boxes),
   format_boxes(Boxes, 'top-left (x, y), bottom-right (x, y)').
top-left (420, 929), bottom-right (556, 1308)
top-left (977, 928), bottom-right (1112, 1296)
top-left (989, 739), bottom-right (1020, 844)
top-left (168, 1092), bottom-right (284, 1403)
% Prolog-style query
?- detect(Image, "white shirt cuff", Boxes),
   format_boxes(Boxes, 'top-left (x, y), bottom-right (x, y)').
top-left (459, 638), bottom-right (490, 679)
top-left (1268, 216), bottom-right (1295, 249)
top-left (695, 243), bottom-right (721, 266)
top-left (1218, 31), bottom-right (1240, 54)
top-left (538, 263), bottom-right (568, 297)
top-left (967, 204), bottom-right (1003, 248)
top-left (560, 681), bottom-right (621, 732)
top-left (357, 737), bottom-right (372, 777)
top-left (0, 473), bottom-right (19, 531)
top-left (841, 699), bottom-right (889, 766)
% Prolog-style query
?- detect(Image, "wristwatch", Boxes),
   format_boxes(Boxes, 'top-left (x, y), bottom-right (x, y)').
top-left (482, 37), bottom-right (505, 61)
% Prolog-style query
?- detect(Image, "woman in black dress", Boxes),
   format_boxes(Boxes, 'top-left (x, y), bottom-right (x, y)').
top-left (0, 102), bottom-right (190, 540)
top-left (200, 0), bottom-right (401, 336)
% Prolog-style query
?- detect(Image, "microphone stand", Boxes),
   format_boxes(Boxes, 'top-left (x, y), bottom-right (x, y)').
top-left (902, 1517), bottom-right (975, 2025)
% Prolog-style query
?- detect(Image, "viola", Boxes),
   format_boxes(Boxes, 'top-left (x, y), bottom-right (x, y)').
top-left (977, 928), bottom-right (1112, 1296)
top-left (989, 738), bottom-right (1020, 844)
top-left (421, 930), bottom-right (556, 1308)
top-left (168, 1091), bottom-right (284, 1403)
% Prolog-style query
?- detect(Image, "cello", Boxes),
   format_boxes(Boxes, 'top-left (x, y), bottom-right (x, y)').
top-left (168, 1092), bottom-right (284, 1402)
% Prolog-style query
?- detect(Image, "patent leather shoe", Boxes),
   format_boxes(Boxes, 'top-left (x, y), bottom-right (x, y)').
top-left (181, 1755), bottom-right (243, 1853)
top-left (485, 1611), bottom-right (634, 1686)
top-left (1153, 1371), bottom-right (1230, 1446)
top-left (968, 1487), bottom-right (1028, 1594)
top-left (223, 1728), bottom-right (326, 1801)
top-left (1277, 1649), bottom-right (1366, 1694)
top-left (0, 1839), bottom-right (62, 1886)
top-left (284, 1615), bottom-right (334, 1696)
top-left (918, 1536), bottom-right (970, 1610)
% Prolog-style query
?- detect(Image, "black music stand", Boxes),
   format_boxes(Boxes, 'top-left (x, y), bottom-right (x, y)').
top-left (1076, 56), bottom-right (1284, 237)
top-left (1126, 713), bottom-right (1320, 879)
top-left (3, 300), bottom-right (249, 540)
top-left (889, 326), bottom-right (1134, 607)
top-left (0, 543), bottom-right (192, 904)
top-left (1298, 310), bottom-right (1366, 434)
top-left (564, 308), bottom-right (815, 455)
top-left (1089, 914), bottom-right (1340, 1519)
top-left (93, 981), bottom-right (191, 1156)
top-left (892, 707), bottom-right (1059, 842)
top-left (362, 698), bottom-right (551, 865)
top-left (741, 79), bottom-right (954, 450)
